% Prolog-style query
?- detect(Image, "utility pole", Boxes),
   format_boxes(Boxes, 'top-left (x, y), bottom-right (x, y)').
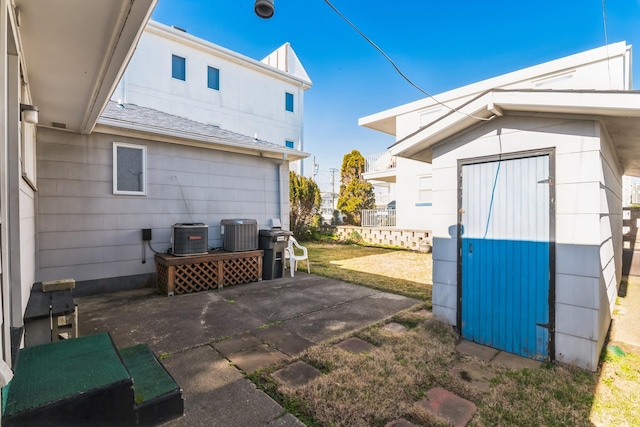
top-left (329, 168), bottom-right (339, 215)
top-left (313, 157), bottom-right (319, 180)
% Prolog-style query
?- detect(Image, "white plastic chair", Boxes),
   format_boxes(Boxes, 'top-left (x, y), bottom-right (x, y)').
top-left (285, 236), bottom-right (310, 277)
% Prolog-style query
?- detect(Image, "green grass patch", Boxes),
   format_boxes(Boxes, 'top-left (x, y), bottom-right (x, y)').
top-left (306, 242), bottom-right (432, 303)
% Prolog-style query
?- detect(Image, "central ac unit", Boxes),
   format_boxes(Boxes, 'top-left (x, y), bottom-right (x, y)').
top-left (220, 219), bottom-right (258, 251)
top-left (171, 223), bottom-right (209, 256)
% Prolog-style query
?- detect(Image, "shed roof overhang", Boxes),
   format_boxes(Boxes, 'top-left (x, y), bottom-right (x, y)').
top-left (390, 90), bottom-right (640, 176)
top-left (14, 0), bottom-right (157, 134)
top-left (359, 42), bottom-right (631, 136)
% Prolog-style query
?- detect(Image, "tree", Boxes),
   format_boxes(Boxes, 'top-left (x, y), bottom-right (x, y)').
top-left (336, 150), bottom-right (375, 225)
top-left (289, 171), bottom-right (321, 237)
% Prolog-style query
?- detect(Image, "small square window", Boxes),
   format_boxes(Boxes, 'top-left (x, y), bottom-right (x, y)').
top-left (418, 175), bottom-right (432, 203)
top-left (208, 66), bottom-right (220, 90)
top-left (172, 55), bottom-right (186, 81)
top-left (285, 140), bottom-right (295, 149)
top-left (285, 92), bottom-right (294, 112)
top-left (113, 142), bottom-right (146, 195)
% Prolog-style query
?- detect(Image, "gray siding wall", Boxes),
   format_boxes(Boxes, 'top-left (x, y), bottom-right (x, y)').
top-left (36, 127), bottom-right (289, 289)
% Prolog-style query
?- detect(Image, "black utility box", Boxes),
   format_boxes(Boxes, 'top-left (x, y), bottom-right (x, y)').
top-left (259, 229), bottom-right (292, 280)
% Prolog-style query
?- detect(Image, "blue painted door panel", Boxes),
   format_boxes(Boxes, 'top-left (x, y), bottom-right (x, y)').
top-left (461, 155), bottom-right (550, 360)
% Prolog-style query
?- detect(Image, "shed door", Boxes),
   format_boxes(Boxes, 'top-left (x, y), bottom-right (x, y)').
top-left (460, 155), bottom-right (550, 360)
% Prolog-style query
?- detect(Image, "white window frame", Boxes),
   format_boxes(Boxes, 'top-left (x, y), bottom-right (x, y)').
top-left (417, 174), bottom-right (433, 204)
top-left (113, 142), bottom-right (147, 195)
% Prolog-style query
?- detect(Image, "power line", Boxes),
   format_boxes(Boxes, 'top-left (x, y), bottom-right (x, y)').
top-left (323, 0), bottom-right (492, 122)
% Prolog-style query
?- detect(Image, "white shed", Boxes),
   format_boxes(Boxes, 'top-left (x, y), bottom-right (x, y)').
top-left (389, 89), bottom-right (640, 370)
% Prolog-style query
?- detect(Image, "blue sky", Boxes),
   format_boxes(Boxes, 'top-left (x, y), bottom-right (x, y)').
top-left (151, 0), bottom-right (640, 192)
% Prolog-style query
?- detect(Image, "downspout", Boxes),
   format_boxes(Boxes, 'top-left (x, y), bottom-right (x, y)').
top-left (278, 153), bottom-right (287, 228)
top-left (0, 0), bottom-right (13, 367)
top-left (297, 82), bottom-right (304, 176)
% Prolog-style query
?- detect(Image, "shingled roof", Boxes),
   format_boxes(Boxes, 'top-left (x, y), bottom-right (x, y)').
top-left (97, 101), bottom-right (309, 161)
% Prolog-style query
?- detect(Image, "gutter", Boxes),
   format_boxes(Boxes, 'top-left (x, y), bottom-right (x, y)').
top-left (94, 118), bottom-right (310, 161)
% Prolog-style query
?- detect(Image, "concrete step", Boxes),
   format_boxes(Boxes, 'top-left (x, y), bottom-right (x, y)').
top-left (118, 344), bottom-right (184, 425)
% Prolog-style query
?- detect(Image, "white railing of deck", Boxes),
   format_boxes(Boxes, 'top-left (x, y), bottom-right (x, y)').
top-left (364, 152), bottom-right (397, 173)
top-left (361, 209), bottom-right (396, 227)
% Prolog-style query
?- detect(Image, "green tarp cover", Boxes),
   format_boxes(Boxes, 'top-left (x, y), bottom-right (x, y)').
top-left (3, 333), bottom-right (130, 417)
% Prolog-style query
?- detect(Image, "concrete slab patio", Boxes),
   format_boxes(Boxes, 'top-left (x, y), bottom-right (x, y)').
top-left (77, 273), bottom-right (420, 426)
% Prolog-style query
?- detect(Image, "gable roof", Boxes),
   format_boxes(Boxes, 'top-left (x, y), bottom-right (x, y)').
top-left (96, 102), bottom-right (309, 161)
top-left (360, 42), bottom-right (631, 136)
top-left (261, 43), bottom-right (312, 84)
top-left (389, 89), bottom-right (640, 175)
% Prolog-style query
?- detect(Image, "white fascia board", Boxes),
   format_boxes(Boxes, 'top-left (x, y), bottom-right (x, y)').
top-left (147, 20), bottom-right (312, 88)
top-left (94, 119), bottom-right (310, 161)
top-left (81, 0), bottom-right (158, 134)
top-left (390, 89), bottom-right (640, 160)
top-left (360, 42), bottom-right (630, 133)
top-left (490, 90), bottom-right (640, 118)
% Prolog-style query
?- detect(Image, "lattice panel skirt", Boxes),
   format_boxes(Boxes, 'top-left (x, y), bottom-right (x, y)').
top-left (156, 251), bottom-right (262, 295)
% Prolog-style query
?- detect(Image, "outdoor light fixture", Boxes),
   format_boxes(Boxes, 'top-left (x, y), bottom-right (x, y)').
top-left (254, 0), bottom-right (274, 19)
top-left (20, 104), bottom-right (38, 124)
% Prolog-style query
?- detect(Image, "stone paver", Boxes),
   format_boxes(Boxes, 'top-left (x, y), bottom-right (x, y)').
top-left (415, 388), bottom-right (477, 427)
top-left (228, 345), bottom-right (285, 373)
top-left (383, 322), bottom-right (408, 333)
top-left (213, 334), bottom-right (262, 356)
top-left (450, 363), bottom-right (496, 392)
top-left (384, 418), bottom-right (417, 427)
top-left (491, 351), bottom-right (541, 370)
top-left (274, 334), bottom-right (314, 356)
top-left (267, 413), bottom-right (307, 426)
top-left (456, 340), bottom-right (499, 361)
top-left (334, 337), bottom-right (376, 354)
top-left (163, 346), bottom-right (293, 427)
top-left (272, 360), bottom-right (322, 388)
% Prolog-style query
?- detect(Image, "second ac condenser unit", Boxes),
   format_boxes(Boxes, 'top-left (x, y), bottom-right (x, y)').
top-left (220, 219), bottom-right (258, 251)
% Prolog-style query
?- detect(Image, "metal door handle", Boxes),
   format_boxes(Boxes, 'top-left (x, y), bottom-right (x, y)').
top-left (468, 243), bottom-right (473, 253)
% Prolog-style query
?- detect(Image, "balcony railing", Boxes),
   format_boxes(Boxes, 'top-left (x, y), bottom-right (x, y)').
top-left (364, 152), bottom-right (397, 173)
top-left (361, 208), bottom-right (396, 227)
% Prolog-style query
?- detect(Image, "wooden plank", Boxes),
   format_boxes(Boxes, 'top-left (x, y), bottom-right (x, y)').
top-left (42, 278), bottom-right (75, 292)
top-left (167, 266), bottom-right (176, 296)
top-left (155, 250), bottom-right (263, 267)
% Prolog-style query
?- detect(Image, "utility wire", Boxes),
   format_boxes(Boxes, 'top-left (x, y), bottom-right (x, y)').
top-left (323, 0), bottom-right (492, 121)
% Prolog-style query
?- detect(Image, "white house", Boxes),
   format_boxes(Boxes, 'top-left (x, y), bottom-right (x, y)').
top-left (362, 152), bottom-right (433, 229)
top-left (111, 20), bottom-right (312, 174)
top-left (0, 0), bottom-right (310, 371)
top-left (360, 42), bottom-right (640, 370)
top-left (361, 42), bottom-right (632, 233)
top-left (0, 0), bottom-right (158, 368)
